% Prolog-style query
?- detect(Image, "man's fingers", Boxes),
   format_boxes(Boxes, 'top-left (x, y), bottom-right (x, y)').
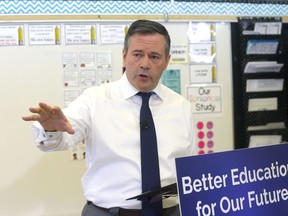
top-left (23, 102), bottom-right (72, 133)
top-left (22, 116), bottom-right (32, 121)
top-left (66, 125), bottom-right (75, 134)
top-left (27, 103), bottom-right (59, 116)
top-left (28, 107), bottom-right (43, 114)
top-left (39, 102), bottom-right (52, 112)
top-left (22, 115), bottom-right (39, 121)
top-left (39, 102), bottom-right (61, 115)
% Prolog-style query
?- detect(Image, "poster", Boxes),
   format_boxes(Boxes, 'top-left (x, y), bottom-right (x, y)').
top-left (170, 44), bottom-right (188, 64)
top-left (187, 84), bottom-right (223, 115)
top-left (28, 24), bottom-right (61, 45)
top-left (100, 24), bottom-right (126, 44)
top-left (65, 24), bottom-right (97, 45)
top-left (176, 143), bottom-right (288, 216)
top-left (161, 69), bottom-right (181, 94)
top-left (0, 25), bottom-right (24, 46)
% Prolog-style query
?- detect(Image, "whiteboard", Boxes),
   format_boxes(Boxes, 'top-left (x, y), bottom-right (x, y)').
top-left (0, 20), bottom-right (233, 216)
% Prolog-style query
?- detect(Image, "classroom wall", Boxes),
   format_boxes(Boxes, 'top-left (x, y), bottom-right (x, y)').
top-left (0, 20), bottom-right (234, 216)
top-left (1, 1), bottom-right (287, 215)
top-left (0, 43), bottom-right (86, 216)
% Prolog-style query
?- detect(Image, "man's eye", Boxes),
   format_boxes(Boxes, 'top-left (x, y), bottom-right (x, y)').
top-left (133, 53), bottom-right (141, 57)
top-left (151, 55), bottom-right (160, 60)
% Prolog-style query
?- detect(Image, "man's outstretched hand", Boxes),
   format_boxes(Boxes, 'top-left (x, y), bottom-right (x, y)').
top-left (22, 102), bottom-right (75, 134)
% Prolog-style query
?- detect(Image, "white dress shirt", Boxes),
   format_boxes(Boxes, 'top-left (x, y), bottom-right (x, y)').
top-left (32, 73), bottom-right (195, 209)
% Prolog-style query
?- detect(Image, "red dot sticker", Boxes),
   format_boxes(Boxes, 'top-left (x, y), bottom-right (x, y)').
top-left (198, 131), bottom-right (205, 139)
top-left (197, 121), bottom-right (204, 130)
top-left (207, 131), bottom-right (214, 139)
top-left (207, 140), bottom-right (214, 148)
top-left (198, 150), bottom-right (205, 155)
top-left (207, 121), bottom-right (214, 129)
top-left (208, 150), bottom-right (214, 154)
top-left (198, 141), bottom-right (205, 149)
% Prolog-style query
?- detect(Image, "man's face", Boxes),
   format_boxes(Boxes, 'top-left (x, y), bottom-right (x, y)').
top-left (123, 33), bottom-right (170, 92)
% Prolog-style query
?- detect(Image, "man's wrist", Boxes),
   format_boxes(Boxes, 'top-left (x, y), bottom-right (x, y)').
top-left (44, 129), bottom-right (57, 132)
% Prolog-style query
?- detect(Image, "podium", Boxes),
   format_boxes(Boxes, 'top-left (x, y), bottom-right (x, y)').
top-left (127, 144), bottom-right (288, 215)
top-left (175, 143), bottom-right (288, 216)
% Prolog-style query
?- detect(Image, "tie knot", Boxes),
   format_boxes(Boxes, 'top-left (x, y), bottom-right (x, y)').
top-left (137, 92), bottom-right (152, 104)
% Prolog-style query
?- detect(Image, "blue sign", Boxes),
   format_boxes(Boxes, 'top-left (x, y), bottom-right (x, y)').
top-left (175, 144), bottom-right (288, 216)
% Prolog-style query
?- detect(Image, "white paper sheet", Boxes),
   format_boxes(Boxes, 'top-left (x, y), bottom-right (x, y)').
top-left (246, 79), bottom-right (284, 92)
top-left (244, 61), bottom-right (283, 73)
top-left (249, 135), bottom-right (282, 148)
top-left (247, 122), bottom-right (286, 131)
top-left (246, 40), bottom-right (278, 55)
top-left (248, 97), bottom-right (277, 112)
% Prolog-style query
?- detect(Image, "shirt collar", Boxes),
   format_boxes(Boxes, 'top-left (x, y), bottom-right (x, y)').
top-left (120, 73), bottom-right (164, 101)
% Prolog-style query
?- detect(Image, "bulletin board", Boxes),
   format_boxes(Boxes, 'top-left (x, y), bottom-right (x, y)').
top-left (0, 17), bottom-right (234, 216)
top-left (231, 17), bottom-right (288, 149)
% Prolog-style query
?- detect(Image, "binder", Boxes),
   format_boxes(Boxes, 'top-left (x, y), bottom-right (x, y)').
top-left (127, 183), bottom-right (177, 203)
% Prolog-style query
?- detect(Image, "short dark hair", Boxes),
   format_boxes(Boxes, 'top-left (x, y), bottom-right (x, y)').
top-left (123, 20), bottom-right (171, 58)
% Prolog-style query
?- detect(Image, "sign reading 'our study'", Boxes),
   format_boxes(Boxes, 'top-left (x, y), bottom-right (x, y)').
top-left (187, 84), bottom-right (222, 115)
top-left (175, 144), bottom-right (288, 216)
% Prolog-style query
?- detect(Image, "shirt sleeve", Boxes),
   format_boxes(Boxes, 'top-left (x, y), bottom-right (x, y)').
top-left (32, 121), bottom-right (65, 151)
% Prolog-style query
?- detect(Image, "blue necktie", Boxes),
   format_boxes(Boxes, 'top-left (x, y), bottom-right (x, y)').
top-left (138, 92), bottom-right (162, 216)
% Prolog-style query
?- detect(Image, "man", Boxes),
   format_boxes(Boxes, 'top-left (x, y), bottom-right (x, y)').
top-left (23, 20), bottom-right (195, 216)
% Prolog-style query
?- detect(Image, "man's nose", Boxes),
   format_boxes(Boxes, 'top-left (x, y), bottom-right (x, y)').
top-left (140, 56), bottom-right (150, 70)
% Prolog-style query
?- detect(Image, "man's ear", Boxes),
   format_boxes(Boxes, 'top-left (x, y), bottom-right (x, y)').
top-left (122, 49), bottom-right (127, 67)
top-left (164, 54), bottom-right (171, 69)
